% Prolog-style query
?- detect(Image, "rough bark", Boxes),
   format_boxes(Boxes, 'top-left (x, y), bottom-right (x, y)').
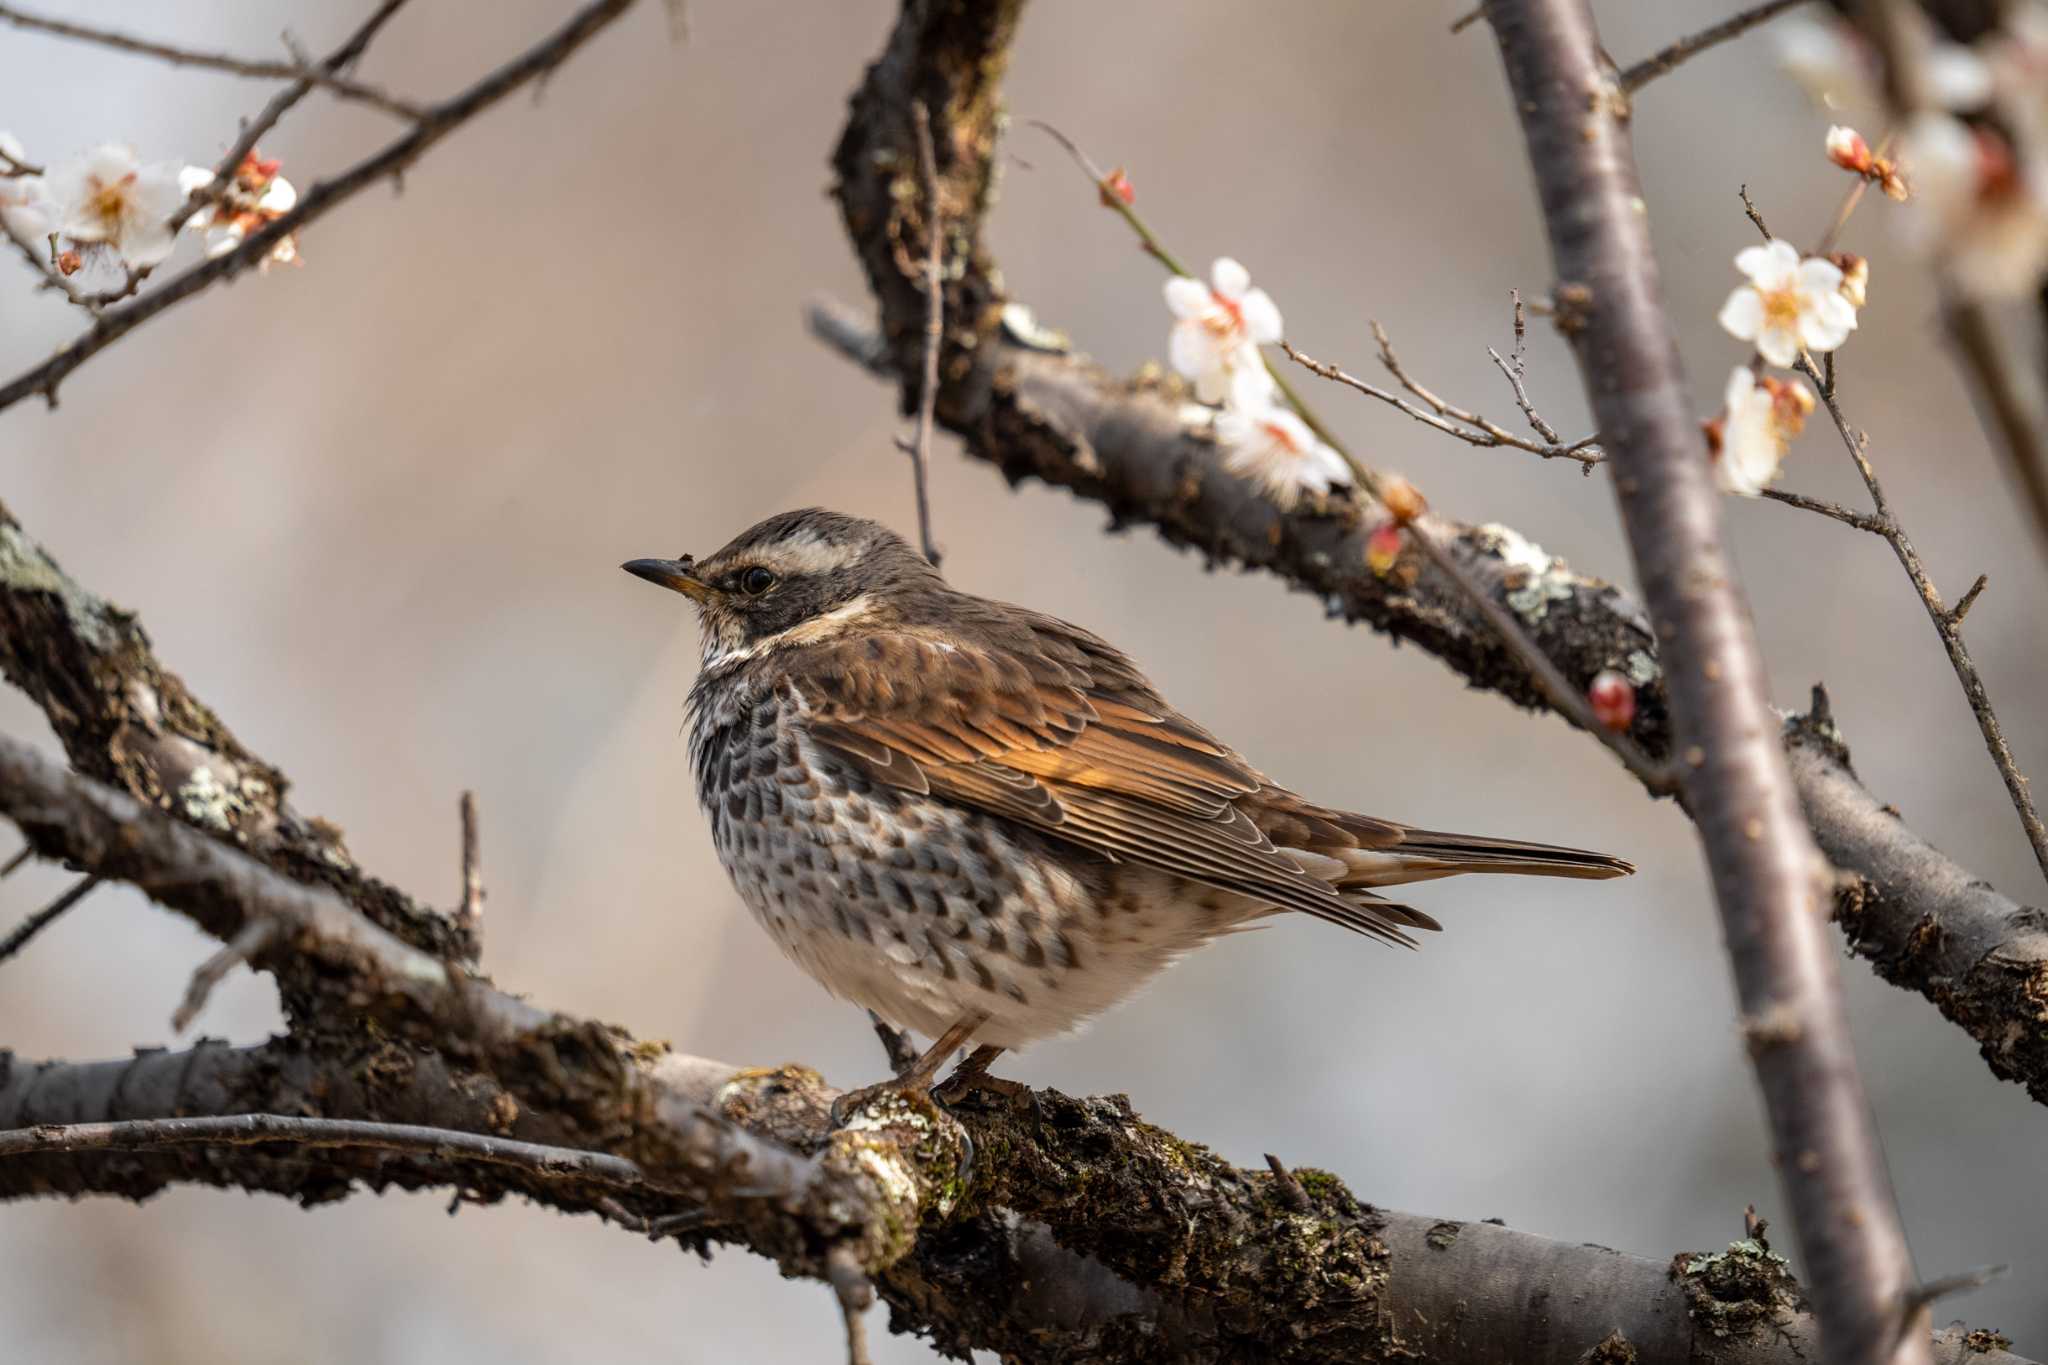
top-left (814, 0), bottom-right (2048, 1121)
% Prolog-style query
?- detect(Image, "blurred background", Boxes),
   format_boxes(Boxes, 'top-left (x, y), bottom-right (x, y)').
top-left (2, 2), bottom-right (2044, 1360)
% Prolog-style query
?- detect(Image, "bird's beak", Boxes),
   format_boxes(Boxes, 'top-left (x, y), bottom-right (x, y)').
top-left (621, 556), bottom-right (715, 603)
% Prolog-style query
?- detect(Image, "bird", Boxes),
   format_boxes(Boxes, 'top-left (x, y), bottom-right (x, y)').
top-left (624, 508), bottom-right (1631, 1103)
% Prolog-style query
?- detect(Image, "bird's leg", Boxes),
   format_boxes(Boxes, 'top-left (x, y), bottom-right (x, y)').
top-left (830, 1012), bottom-right (986, 1127)
top-left (935, 1043), bottom-right (1028, 1104)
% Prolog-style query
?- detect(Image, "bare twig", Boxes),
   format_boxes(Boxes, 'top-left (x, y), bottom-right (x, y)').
top-left (0, 848), bottom-right (30, 878)
top-left (0, 0), bottom-right (638, 415)
top-left (1618, 0), bottom-right (1811, 92)
top-left (0, 3), bottom-right (425, 120)
top-left (1794, 352), bottom-right (2048, 887)
top-left (456, 790), bottom-right (484, 942)
top-left (1946, 299), bottom-right (2048, 559)
top-left (1404, 522), bottom-right (1675, 791)
top-left (1282, 338), bottom-right (1603, 467)
top-left (171, 918), bottom-right (278, 1032)
top-left (171, 0), bottom-right (414, 236)
top-left (0, 1114), bottom-right (651, 1188)
top-left (901, 100), bottom-right (943, 568)
top-left (1450, 5), bottom-right (1490, 34)
top-left (1759, 486), bottom-right (1893, 533)
top-left (1948, 573), bottom-right (1988, 627)
top-left (0, 874), bottom-right (99, 965)
top-left (1263, 1153), bottom-right (1312, 1214)
top-left (1488, 6), bottom-right (1926, 1362)
top-left (1489, 291), bottom-right (1564, 444)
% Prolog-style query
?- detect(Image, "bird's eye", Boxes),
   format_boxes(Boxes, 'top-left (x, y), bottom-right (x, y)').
top-left (737, 566), bottom-right (777, 595)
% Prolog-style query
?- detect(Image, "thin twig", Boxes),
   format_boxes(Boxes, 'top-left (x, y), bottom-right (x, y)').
top-left (1796, 354), bottom-right (2048, 887)
top-left (1263, 1153), bottom-right (1312, 1214)
top-left (0, 847), bottom-right (30, 878)
top-left (1282, 339), bottom-right (1602, 467)
top-left (171, 0), bottom-right (414, 235)
top-left (456, 789), bottom-right (484, 940)
top-left (0, 1113), bottom-right (652, 1190)
top-left (1758, 487), bottom-right (1892, 534)
top-left (1947, 299), bottom-right (2048, 560)
top-left (0, 0), bottom-right (637, 414)
top-left (1948, 573), bottom-right (1988, 627)
top-left (1490, 290), bottom-right (1563, 444)
top-left (0, 874), bottom-right (99, 965)
top-left (0, 3), bottom-right (425, 120)
top-left (1406, 525), bottom-right (1675, 792)
top-left (172, 918), bottom-right (278, 1032)
top-left (826, 1245), bottom-right (877, 1365)
top-left (1618, 0), bottom-right (1810, 92)
top-left (901, 100), bottom-right (943, 568)
top-left (1450, 5), bottom-right (1490, 34)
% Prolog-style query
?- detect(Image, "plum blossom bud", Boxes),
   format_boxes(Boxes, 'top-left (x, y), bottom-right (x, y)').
top-left (1381, 475), bottom-right (1427, 525)
top-left (1587, 670), bottom-right (1636, 733)
top-left (1829, 251), bottom-right (1870, 310)
top-left (1365, 523), bottom-right (1403, 576)
top-left (1098, 167), bottom-right (1134, 207)
top-left (1826, 125), bottom-right (1873, 174)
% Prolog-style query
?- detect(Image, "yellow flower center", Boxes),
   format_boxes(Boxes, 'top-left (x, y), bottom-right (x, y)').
top-left (87, 175), bottom-right (134, 227)
top-left (1759, 283), bottom-right (1804, 333)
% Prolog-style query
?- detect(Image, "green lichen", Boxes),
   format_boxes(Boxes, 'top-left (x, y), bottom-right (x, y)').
top-left (1426, 1220), bottom-right (1460, 1250)
top-left (0, 522), bottom-right (124, 651)
top-left (1625, 650), bottom-right (1660, 685)
top-left (1671, 1238), bottom-right (1799, 1339)
top-left (1476, 522), bottom-right (1578, 624)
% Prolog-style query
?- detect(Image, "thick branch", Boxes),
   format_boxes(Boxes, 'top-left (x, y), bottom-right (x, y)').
top-left (0, 498), bottom-right (471, 963)
top-left (811, 1), bottom-right (2048, 1113)
top-left (1487, 4), bottom-right (1921, 1362)
top-left (2, 1037), bottom-right (2027, 1365)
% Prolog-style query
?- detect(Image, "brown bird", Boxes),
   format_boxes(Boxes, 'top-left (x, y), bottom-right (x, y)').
top-left (625, 509), bottom-right (1630, 1101)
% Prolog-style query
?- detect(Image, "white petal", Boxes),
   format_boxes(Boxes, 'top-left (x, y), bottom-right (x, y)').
top-left (1723, 365), bottom-right (1757, 411)
top-left (1755, 323), bottom-right (1800, 369)
top-left (1224, 357), bottom-right (1278, 413)
top-left (1925, 44), bottom-right (1993, 109)
top-left (1309, 444), bottom-right (1352, 489)
top-left (1261, 407), bottom-right (1314, 448)
top-left (1734, 239), bottom-right (1799, 286)
top-left (0, 131), bottom-right (24, 165)
top-left (1163, 274), bottom-right (1210, 319)
top-left (1799, 294), bottom-right (1856, 351)
top-left (258, 175), bottom-right (296, 213)
top-left (178, 165), bottom-right (216, 197)
top-left (120, 218), bottom-right (175, 268)
top-left (1210, 256), bottom-right (1251, 299)
top-left (1796, 256), bottom-right (1844, 294)
top-left (1168, 322), bottom-right (1213, 383)
top-left (1717, 286), bottom-right (1765, 341)
top-left (1236, 286), bottom-right (1282, 343)
top-left (1192, 367), bottom-right (1230, 406)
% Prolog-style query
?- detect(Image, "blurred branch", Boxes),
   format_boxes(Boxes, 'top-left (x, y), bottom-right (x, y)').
top-left (1618, 0), bottom-right (1812, 92)
top-left (0, 0), bottom-right (638, 415)
top-left (1493, 4), bottom-right (1922, 1361)
top-left (1832, 0), bottom-right (2048, 560)
top-left (0, 3), bottom-right (424, 119)
top-left (170, 0), bottom-right (415, 237)
top-left (807, 0), bottom-right (2048, 1121)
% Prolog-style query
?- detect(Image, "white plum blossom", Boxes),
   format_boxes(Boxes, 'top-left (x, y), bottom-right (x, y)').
top-left (180, 156), bottom-right (299, 265)
top-left (1165, 257), bottom-right (1281, 410)
top-left (1711, 366), bottom-right (1813, 498)
top-left (1717, 239), bottom-right (1858, 367)
top-left (1774, 14), bottom-right (1875, 108)
top-left (44, 144), bottom-right (182, 269)
top-left (1897, 111), bottom-right (2048, 298)
top-left (1214, 405), bottom-right (1351, 509)
top-left (0, 132), bottom-right (50, 240)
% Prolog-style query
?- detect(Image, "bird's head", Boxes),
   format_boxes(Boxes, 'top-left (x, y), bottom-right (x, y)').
top-left (623, 507), bottom-right (940, 666)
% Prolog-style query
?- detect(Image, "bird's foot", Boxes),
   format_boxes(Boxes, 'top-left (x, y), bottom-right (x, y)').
top-left (933, 1044), bottom-right (1028, 1107)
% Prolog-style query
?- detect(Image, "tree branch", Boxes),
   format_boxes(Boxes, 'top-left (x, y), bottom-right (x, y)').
top-left (0, 3), bottom-right (424, 119)
top-left (1487, 4), bottom-right (1923, 1361)
top-left (1618, 0), bottom-right (1813, 92)
top-left (808, 0), bottom-right (2048, 1116)
top-left (0, 0), bottom-right (638, 415)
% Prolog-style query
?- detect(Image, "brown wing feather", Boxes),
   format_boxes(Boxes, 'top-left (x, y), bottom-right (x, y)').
top-left (790, 618), bottom-right (1420, 946)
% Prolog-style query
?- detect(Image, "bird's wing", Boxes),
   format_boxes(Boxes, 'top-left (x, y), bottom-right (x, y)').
top-left (789, 607), bottom-right (1419, 945)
